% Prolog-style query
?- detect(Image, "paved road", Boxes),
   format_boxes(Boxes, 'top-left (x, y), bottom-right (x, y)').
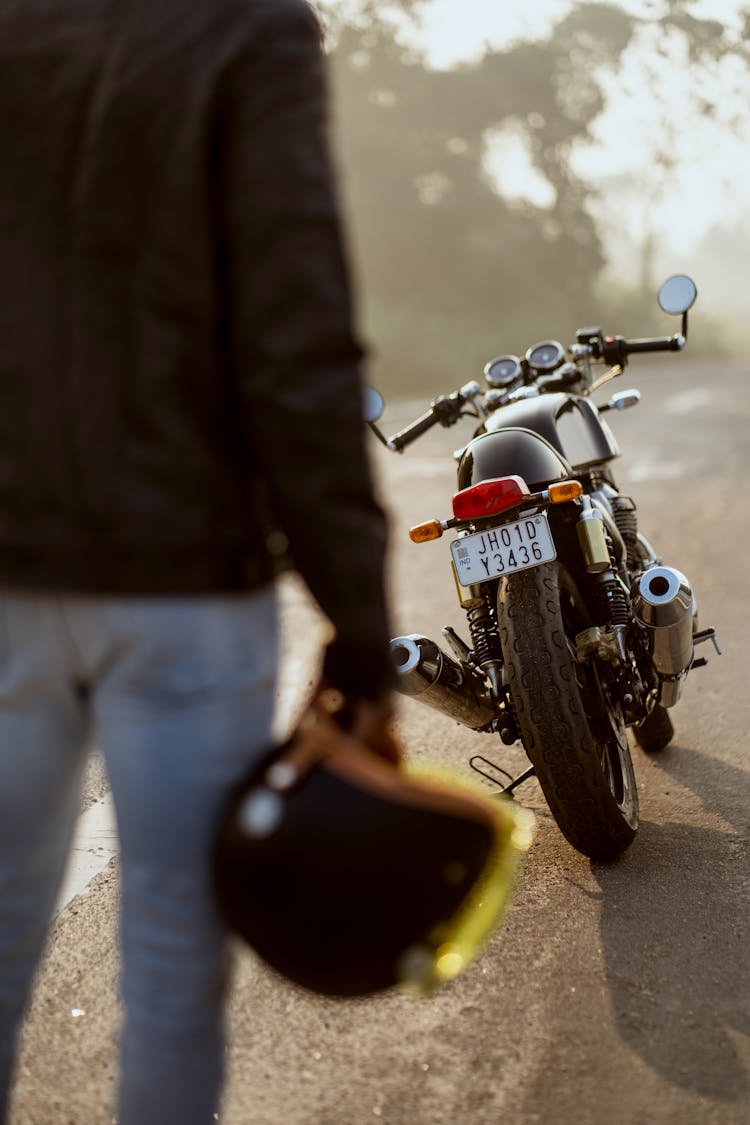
top-left (9, 360), bottom-right (749, 1124)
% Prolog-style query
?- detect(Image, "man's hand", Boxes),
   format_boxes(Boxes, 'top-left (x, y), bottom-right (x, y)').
top-left (313, 686), bottom-right (401, 764)
top-left (346, 696), bottom-right (401, 764)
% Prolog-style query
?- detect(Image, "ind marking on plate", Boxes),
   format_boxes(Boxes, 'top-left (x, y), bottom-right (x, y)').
top-left (451, 513), bottom-right (556, 585)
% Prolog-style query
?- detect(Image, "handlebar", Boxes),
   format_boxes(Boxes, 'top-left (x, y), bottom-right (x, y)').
top-left (386, 381), bottom-right (481, 452)
top-left (599, 333), bottom-right (685, 364)
top-left (377, 323), bottom-right (688, 453)
top-left (387, 407), bottom-right (442, 451)
top-left (621, 334), bottom-right (685, 354)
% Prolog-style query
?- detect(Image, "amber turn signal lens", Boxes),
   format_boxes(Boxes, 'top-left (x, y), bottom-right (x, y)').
top-left (409, 520), bottom-right (443, 543)
top-left (548, 480), bottom-right (583, 504)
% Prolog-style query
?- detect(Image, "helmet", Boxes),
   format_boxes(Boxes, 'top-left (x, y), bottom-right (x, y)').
top-left (212, 704), bottom-right (533, 998)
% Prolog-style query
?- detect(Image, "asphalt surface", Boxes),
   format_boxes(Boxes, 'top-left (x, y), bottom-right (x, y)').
top-left (8, 359), bottom-right (749, 1125)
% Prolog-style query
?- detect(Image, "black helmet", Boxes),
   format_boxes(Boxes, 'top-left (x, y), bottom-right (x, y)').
top-left (212, 704), bottom-right (533, 998)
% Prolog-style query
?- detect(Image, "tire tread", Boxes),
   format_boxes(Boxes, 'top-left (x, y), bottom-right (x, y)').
top-left (499, 562), bottom-right (638, 859)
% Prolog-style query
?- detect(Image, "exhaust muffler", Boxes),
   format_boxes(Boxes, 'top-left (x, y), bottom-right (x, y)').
top-left (389, 634), bottom-right (496, 731)
top-left (632, 566), bottom-right (696, 707)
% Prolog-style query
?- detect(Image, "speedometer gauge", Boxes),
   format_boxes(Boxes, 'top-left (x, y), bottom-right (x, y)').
top-left (484, 354), bottom-right (522, 387)
top-left (526, 340), bottom-right (565, 373)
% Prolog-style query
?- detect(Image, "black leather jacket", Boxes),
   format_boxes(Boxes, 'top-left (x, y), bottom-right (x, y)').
top-left (0, 0), bottom-right (392, 696)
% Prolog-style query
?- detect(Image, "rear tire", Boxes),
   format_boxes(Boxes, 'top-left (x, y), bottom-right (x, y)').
top-left (498, 561), bottom-right (639, 860)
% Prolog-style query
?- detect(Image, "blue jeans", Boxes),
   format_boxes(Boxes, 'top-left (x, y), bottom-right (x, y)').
top-left (0, 587), bottom-right (279, 1125)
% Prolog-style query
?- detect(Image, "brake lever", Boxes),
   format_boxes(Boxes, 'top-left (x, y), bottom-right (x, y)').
top-left (590, 365), bottom-right (623, 393)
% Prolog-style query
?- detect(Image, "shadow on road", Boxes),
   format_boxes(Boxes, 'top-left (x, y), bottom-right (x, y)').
top-left (593, 744), bottom-right (749, 1103)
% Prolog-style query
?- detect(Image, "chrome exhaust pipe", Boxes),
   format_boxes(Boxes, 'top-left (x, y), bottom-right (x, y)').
top-left (389, 634), bottom-right (496, 731)
top-left (632, 566), bottom-right (696, 708)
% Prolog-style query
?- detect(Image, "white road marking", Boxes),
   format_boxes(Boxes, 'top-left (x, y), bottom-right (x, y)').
top-left (54, 649), bottom-right (319, 916)
top-left (54, 798), bottom-right (118, 915)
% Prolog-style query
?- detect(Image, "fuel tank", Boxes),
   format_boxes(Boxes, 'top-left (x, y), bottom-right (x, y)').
top-left (481, 393), bottom-right (620, 472)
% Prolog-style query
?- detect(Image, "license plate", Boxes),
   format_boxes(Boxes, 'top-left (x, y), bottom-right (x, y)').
top-left (450, 513), bottom-right (556, 585)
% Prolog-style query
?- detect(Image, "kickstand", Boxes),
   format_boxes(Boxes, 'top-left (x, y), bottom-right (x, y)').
top-left (499, 765), bottom-right (536, 797)
top-left (469, 755), bottom-right (536, 798)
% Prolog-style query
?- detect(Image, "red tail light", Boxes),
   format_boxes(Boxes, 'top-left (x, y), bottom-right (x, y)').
top-left (452, 476), bottom-right (530, 520)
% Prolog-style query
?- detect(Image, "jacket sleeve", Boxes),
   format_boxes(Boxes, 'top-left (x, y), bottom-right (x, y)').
top-left (216, 0), bottom-right (393, 699)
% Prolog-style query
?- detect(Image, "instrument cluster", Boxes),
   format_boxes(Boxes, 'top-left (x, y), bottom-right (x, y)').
top-left (525, 340), bottom-right (566, 373)
top-left (483, 354), bottom-right (522, 387)
top-left (484, 340), bottom-right (567, 393)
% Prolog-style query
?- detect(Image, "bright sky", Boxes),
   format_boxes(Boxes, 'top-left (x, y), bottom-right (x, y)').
top-left (397, 0), bottom-right (746, 67)
top-left (387, 0), bottom-right (750, 290)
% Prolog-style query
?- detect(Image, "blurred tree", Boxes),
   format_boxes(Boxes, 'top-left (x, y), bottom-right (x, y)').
top-left (318, 1), bottom-right (747, 393)
top-left (591, 1), bottom-right (738, 305)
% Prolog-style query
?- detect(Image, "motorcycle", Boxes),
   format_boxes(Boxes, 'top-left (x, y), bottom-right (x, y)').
top-left (365, 275), bottom-right (720, 860)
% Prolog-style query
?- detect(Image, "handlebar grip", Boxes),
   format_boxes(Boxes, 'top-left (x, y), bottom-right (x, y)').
top-left (622, 334), bottom-right (684, 355)
top-left (388, 408), bottom-right (440, 451)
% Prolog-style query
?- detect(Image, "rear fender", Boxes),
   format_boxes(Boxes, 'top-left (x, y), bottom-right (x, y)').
top-left (457, 428), bottom-right (573, 493)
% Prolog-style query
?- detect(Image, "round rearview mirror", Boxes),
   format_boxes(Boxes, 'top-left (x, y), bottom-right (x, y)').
top-left (362, 386), bottom-right (385, 424)
top-left (658, 274), bottom-right (697, 316)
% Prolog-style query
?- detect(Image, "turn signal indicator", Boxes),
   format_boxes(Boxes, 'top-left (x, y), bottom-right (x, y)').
top-left (548, 480), bottom-right (583, 503)
top-left (409, 520), bottom-right (444, 543)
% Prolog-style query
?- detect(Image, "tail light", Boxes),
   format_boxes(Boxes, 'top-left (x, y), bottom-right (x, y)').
top-left (452, 476), bottom-right (530, 521)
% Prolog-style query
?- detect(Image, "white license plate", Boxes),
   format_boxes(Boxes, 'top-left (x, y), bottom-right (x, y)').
top-left (450, 513), bottom-right (556, 585)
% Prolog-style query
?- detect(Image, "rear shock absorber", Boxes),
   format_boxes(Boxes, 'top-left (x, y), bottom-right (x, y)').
top-left (611, 494), bottom-right (641, 570)
top-left (466, 588), bottom-right (519, 744)
top-left (592, 566), bottom-right (630, 627)
top-left (466, 588), bottom-right (504, 695)
top-left (575, 496), bottom-right (643, 717)
top-left (576, 496), bottom-right (629, 627)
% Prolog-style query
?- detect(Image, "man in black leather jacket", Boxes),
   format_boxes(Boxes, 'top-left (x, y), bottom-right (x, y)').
top-left (0, 2), bottom-right (393, 1122)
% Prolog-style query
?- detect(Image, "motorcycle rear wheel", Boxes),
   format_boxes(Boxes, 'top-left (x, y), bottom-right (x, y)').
top-left (498, 561), bottom-right (639, 859)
